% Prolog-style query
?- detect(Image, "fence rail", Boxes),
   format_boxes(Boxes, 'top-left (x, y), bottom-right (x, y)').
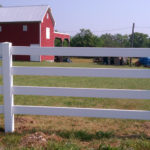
top-left (0, 42), bottom-right (150, 133)
top-left (11, 46), bottom-right (150, 57)
top-left (13, 66), bottom-right (150, 78)
top-left (13, 106), bottom-right (150, 120)
top-left (13, 86), bottom-right (150, 100)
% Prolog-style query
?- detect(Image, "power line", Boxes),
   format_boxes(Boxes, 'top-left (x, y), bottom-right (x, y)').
top-left (59, 27), bottom-right (131, 34)
top-left (92, 27), bottom-right (131, 33)
top-left (58, 26), bottom-right (150, 36)
top-left (135, 26), bottom-right (150, 29)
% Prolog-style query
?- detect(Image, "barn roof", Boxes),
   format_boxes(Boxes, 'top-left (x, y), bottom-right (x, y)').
top-left (0, 5), bottom-right (55, 25)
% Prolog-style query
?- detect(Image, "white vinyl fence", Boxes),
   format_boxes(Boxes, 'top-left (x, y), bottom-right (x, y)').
top-left (0, 42), bottom-right (150, 133)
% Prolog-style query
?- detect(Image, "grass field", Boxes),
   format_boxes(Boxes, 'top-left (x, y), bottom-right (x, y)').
top-left (0, 59), bottom-right (150, 150)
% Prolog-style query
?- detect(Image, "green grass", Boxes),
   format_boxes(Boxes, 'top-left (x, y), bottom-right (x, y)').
top-left (13, 76), bottom-right (150, 90)
top-left (0, 60), bottom-right (150, 150)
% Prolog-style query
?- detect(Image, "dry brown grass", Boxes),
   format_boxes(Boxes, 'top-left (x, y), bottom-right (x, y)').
top-left (0, 114), bottom-right (149, 149)
top-left (71, 58), bottom-right (93, 63)
top-left (14, 115), bottom-right (150, 137)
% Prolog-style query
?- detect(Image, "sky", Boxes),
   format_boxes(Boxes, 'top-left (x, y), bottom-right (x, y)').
top-left (0, 0), bottom-right (150, 36)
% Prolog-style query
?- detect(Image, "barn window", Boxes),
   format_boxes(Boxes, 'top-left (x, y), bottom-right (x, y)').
top-left (23, 25), bottom-right (27, 31)
top-left (0, 26), bottom-right (2, 32)
top-left (46, 27), bottom-right (50, 39)
top-left (47, 14), bottom-right (49, 19)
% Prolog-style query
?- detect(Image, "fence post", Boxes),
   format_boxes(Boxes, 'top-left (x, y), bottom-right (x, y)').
top-left (2, 42), bottom-right (14, 133)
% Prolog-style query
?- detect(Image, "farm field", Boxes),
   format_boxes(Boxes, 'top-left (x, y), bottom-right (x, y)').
top-left (0, 59), bottom-right (150, 150)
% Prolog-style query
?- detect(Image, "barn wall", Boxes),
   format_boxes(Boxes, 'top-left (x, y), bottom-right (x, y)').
top-left (41, 10), bottom-right (55, 61)
top-left (0, 22), bottom-right (39, 46)
top-left (0, 22), bottom-right (40, 61)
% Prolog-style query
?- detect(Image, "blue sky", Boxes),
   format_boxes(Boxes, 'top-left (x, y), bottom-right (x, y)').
top-left (0, 0), bottom-right (150, 36)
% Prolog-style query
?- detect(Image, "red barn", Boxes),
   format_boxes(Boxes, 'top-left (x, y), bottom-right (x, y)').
top-left (0, 5), bottom-right (70, 61)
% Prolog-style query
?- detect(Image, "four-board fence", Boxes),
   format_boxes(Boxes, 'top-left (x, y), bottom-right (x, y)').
top-left (0, 42), bottom-right (150, 132)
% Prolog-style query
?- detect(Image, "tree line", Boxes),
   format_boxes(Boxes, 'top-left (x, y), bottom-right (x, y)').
top-left (70, 29), bottom-right (150, 48)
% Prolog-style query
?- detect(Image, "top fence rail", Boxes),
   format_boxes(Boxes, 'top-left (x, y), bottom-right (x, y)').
top-left (10, 46), bottom-right (150, 57)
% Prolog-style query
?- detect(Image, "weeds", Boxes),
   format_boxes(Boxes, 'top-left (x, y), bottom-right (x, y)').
top-left (98, 145), bottom-right (121, 150)
top-left (57, 130), bottom-right (114, 141)
top-left (57, 130), bottom-right (93, 141)
top-left (47, 142), bottom-right (80, 150)
top-left (96, 131), bottom-right (114, 139)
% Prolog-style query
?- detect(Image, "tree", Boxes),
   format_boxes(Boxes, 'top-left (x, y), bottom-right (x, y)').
top-left (55, 38), bottom-right (62, 47)
top-left (100, 34), bottom-right (114, 47)
top-left (71, 29), bottom-right (100, 47)
top-left (63, 39), bottom-right (69, 47)
top-left (129, 32), bottom-right (149, 48)
top-left (147, 38), bottom-right (150, 48)
top-left (99, 33), bottom-right (130, 47)
top-left (113, 34), bottom-right (130, 47)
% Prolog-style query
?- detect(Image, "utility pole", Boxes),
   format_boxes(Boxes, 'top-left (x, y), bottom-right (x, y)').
top-left (130, 23), bottom-right (135, 66)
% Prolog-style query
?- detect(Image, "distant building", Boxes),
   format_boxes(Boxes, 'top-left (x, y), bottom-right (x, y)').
top-left (0, 5), bottom-right (70, 61)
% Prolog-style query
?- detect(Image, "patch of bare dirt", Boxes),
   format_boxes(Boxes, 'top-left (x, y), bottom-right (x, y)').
top-left (143, 122), bottom-right (150, 129)
top-left (16, 126), bottom-right (32, 134)
top-left (110, 140), bottom-right (121, 147)
top-left (15, 116), bottom-right (34, 124)
top-left (21, 132), bottom-right (63, 148)
top-left (80, 141), bottom-right (90, 147)
top-left (49, 134), bottom-right (63, 142)
top-left (15, 116), bottom-right (35, 133)
top-left (21, 132), bottom-right (49, 148)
